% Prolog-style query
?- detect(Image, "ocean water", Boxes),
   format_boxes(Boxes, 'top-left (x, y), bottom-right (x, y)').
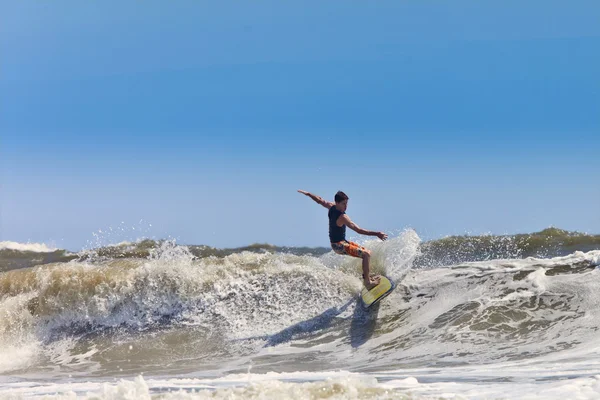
top-left (1, 229), bottom-right (600, 399)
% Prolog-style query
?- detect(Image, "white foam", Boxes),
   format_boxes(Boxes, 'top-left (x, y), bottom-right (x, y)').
top-left (0, 241), bottom-right (57, 253)
top-left (319, 228), bottom-right (420, 281)
top-left (0, 373), bottom-right (391, 399)
top-left (5, 371), bottom-right (600, 399)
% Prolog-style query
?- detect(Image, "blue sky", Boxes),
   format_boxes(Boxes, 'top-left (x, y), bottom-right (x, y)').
top-left (2, 1), bottom-right (599, 250)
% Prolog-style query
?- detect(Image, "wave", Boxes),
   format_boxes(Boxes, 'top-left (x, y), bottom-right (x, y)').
top-left (0, 234), bottom-right (417, 339)
top-left (0, 242), bottom-right (76, 273)
top-left (0, 228), bottom-right (600, 272)
top-left (0, 241), bottom-right (59, 252)
top-left (1, 228), bottom-right (600, 377)
top-left (0, 234), bottom-right (418, 374)
top-left (0, 373), bottom-right (405, 399)
top-left (415, 227), bottom-right (600, 268)
top-left (6, 369), bottom-right (600, 399)
top-left (77, 239), bottom-right (332, 261)
top-left (2, 228), bottom-right (598, 274)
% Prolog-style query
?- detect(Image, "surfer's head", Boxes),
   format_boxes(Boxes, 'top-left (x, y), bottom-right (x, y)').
top-left (334, 191), bottom-right (349, 212)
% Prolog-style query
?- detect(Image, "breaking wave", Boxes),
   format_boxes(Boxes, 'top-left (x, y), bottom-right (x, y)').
top-left (1, 229), bottom-right (599, 383)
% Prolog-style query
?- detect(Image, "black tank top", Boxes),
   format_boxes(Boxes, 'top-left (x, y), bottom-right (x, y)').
top-left (328, 206), bottom-right (346, 243)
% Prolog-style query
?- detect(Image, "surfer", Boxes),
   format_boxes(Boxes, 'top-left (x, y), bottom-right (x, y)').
top-left (298, 190), bottom-right (388, 289)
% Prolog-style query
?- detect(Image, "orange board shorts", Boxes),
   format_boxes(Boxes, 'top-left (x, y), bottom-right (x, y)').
top-left (331, 240), bottom-right (367, 258)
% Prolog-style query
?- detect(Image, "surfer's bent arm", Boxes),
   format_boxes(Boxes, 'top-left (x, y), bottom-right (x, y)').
top-left (297, 190), bottom-right (334, 209)
top-left (340, 215), bottom-right (388, 241)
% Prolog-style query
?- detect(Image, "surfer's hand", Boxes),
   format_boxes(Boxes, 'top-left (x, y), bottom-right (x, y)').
top-left (377, 232), bottom-right (388, 241)
top-left (297, 190), bottom-right (308, 195)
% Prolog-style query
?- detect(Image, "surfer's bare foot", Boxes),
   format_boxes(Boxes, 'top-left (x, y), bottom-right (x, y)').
top-left (364, 275), bottom-right (381, 290)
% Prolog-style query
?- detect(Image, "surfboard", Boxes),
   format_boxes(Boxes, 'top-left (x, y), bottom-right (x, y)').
top-left (360, 276), bottom-right (395, 308)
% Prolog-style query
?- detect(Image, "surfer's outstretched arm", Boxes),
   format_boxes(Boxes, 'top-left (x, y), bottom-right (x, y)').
top-left (340, 215), bottom-right (388, 241)
top-left (298, 190), bottom-right (334, 209)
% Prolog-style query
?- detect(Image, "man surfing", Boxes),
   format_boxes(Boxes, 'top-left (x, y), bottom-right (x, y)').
top-left (298, 190), bottom-right (388, 289)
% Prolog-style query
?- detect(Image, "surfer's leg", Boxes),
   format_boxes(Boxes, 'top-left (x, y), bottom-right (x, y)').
top-left (361, 251), bottom-right (370, 282)
top-left (343, 241), bottom-right (379, 289)
top-left (361, 251), bottom-right (379, 289)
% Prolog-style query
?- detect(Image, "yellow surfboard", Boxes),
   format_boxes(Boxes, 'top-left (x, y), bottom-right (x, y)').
top-left (360, 276), bottom-right (395, 308)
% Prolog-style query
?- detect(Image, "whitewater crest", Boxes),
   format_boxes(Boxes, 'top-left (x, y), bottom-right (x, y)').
top-left (0, 241), bottom-right (58, 253)
top-left (3, 228), bottom-right (599, 273)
